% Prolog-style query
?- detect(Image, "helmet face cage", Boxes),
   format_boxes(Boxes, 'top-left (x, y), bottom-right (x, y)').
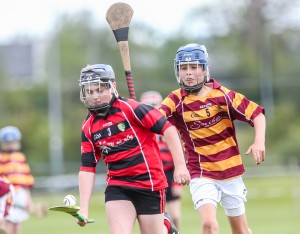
top-left (79, 64), bottom-right (118, 115)
top-left (140, 91), bottom-right (163, 108)
top-left (174, 44), bottom-right (209, 92)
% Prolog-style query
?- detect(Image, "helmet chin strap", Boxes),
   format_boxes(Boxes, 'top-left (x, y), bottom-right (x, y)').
top-left (182, 74), bottom-right (208, 93)
top-left (89, 95), bottom-right (116, 116)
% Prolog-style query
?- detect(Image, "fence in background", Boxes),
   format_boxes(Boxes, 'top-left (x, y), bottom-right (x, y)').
top-left (32, 165), bottom-right (300, 193)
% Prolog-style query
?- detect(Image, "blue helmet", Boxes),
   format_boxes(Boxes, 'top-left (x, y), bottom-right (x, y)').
top-left (174, 43), bottom-right (210, 93)
top-left (0, 126), bottom-right (22, 142)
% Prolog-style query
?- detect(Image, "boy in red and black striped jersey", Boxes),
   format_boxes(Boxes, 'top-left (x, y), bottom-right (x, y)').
top-left (77, 64), bottom-right (190, 234)
top-left (140, 91), bottom-right (183, 230)
top-left (160, 44), bottom-right (266, 234)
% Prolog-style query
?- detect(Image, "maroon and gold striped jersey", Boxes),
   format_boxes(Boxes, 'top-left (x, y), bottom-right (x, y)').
top-left (80, 97), bottom-right (170, 191)
top-left (160, 79), bottom-right (265, 181)
top-left (0, 151), bottom-right (34, 189)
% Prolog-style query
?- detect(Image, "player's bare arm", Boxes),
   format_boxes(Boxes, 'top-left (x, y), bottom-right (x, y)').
top-left (163, 126), bottom-right (191, 185)
top-left (78, 171), bottom-right (95, 226)
top-left (245, 112), bottom-right (266, 165)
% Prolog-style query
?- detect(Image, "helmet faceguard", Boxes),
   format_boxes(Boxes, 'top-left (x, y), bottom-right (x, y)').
top-left (79, 64), bottom-right (118, 116)
top-left (140, 91), bottom-right (163, 108)
top-left (174, 43), bottom-right (210, 93)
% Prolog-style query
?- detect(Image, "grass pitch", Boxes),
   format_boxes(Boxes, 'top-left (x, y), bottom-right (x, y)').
top-left (22, 175), bottom-right (299, 234)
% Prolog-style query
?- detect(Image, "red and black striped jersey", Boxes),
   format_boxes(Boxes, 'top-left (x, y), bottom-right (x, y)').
top-left (156, 135), bottom-right (174, 172)
top-left (80, 97), bottom-right (170, 191)
top-left (160, 79), bottom-right (265, 181)
top-left (0, 151), bottom-right (34, 189)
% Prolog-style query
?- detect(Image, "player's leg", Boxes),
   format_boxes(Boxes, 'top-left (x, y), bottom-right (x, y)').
top-left (219, 177), bottom-right (251, 234)
top-left (138, 213), bottom-right (165, 234)
top-left (131, 188), bottom-right (177, 234)
top-left (227, 214), bottom-right (252, 234)
top-left (166, 199), bottom-right (181, 228)
top-left (4, 187), bottom-right (30, 234)
top-left (134, 189), bottom-right (167, 234)
top-left (4, 221), bottom-right (19, 234)
top-left (163, 211), bottom-right (179, 234)
top-left (190, 178), bottom-right (220, 234)
top-left (138, 212), bottom-right (178, 234)
top-left (105, 200), bottom-right (136, 234)
top-left (105, 186), bottom-right (136, 234)
top-left (165, 169), bottom-right (182, 229)
top-left (197, 204), bottom-right (218, 234)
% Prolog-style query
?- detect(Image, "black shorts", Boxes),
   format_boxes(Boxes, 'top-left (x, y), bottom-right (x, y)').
top-left (105, 186), bottom-right (166, 215)
top-left (165, 169), bottom-right (180, 202)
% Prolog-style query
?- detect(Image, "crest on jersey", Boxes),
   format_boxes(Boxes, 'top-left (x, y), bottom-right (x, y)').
top-left (117, 123), bottom-right (126, 132)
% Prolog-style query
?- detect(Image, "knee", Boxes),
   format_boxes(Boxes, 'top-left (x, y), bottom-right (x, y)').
top-left (202, 219), bottom-right (219, 233)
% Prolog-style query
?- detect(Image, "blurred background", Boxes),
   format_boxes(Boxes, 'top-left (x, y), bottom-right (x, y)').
top-left (0, 0), bottom-right (299, 194)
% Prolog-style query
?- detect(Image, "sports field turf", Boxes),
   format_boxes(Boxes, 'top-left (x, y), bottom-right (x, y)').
top-left (22, 175), bottom-right (299, 234)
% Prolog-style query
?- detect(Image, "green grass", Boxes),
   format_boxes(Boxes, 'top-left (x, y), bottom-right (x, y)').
top-left (22, 175), bottom-right (300, 234)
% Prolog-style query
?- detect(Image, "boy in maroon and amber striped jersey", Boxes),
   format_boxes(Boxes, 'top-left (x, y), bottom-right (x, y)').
top-left (0, 126), bottom-right (34, 234)
top-left (77, 64), bottom-right (190, 234)
top-left (160, 44), bottom-right (266, 234)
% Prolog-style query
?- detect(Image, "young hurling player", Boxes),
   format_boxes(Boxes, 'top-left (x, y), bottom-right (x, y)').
top-left (77, 64), bottom-right (190, 234)
top-left (159, 44), bottom-right (266, 234)
top-left (0, 126), bottom-right (35, 234)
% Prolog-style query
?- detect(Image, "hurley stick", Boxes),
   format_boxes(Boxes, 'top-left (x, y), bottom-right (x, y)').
top-left (48, 205), bottom-right (94, 223)
top-left (106, 2), bottom-right (136, 99)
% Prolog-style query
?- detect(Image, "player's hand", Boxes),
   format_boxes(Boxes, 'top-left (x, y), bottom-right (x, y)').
top-left (245, 141), bottom-right (265, 165)
top-left (76, 212), bottom-right (88, 227)
top-left (173, 164), bottom-right (191, 185)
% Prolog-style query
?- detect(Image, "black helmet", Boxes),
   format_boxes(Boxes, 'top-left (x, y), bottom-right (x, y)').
top-left (174, 43), bottom-right (210, 93)
top-left (80, 64), bottom-right (115, 83)
top-left (79, 64), bottom-right (118, 115)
